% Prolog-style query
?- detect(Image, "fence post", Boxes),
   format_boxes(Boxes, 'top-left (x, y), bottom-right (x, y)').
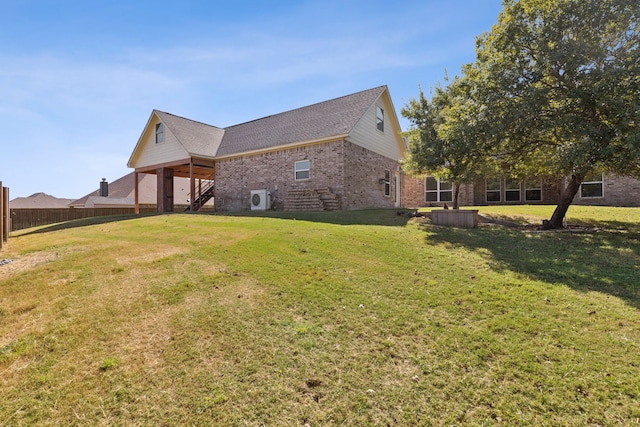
top-left (3, 186), bottom-right (8, 243)
top-left (0, 182), bottom-right (5, 248)
top-left (0, 181), bottom-right (3, 249)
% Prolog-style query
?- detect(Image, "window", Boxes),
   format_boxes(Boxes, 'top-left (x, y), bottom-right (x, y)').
top-left (155, 123), bottom-right (164, 144)
top-left (384, 170), bottom-right (391, 197)
top-left (425, 176), bottom-right (453, 202)
top-left (376, 106), bottom-right (384, 132)
top-left (580, 173), bottom-right (603, 198)
top-left (486, 178), bottom-right (501, 202)
top-left (295, 160), bottom-right (310, 180)
top-left (525, 181), bottom-right (542, 201)
top-left (505, 178), bottom-right (521, 202)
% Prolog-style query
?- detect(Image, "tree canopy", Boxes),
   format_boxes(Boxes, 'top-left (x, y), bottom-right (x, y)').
top-left (403, 0), bottom-right (639, 227)
top-left (402, 77), bottom-right (500, 209)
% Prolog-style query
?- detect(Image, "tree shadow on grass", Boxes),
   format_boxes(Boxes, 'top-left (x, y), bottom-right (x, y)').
top-left (14, 213), bottom-right (162, 236)
top-left (423, 220), bottom-right (640, 310)
top-left (206, 209), bottom-right (413, 227)
top-left (14, 209), bottom-right (411, 238)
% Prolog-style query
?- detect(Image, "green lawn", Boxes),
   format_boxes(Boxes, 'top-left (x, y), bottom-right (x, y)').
top-left (1, 207), bottom-right (639, 426)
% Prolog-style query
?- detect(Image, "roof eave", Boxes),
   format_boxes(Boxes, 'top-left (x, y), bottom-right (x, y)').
top-left (214, 133), bottom-right (350, 160)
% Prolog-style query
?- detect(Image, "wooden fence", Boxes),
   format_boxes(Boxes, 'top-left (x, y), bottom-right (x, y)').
top-left (1, 183), bottom-right (8, 248)
top-left (10, 207), bottom-right (159, 232)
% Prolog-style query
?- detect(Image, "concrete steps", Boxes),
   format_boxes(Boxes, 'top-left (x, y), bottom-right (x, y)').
top-left (284, 188), bottom-right (341, 211)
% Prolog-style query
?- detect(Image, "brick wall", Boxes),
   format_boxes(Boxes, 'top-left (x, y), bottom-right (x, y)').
top-left (402, 176), bottom-right (475, 208)
top-left (342, 141), bottom-right (400, 210)
top-left (214, 141), bottom-right (345, 211)
top-left (402, 175), bottom-right (425, 208)
top-left (403, 173), bottom-right (640, 208)
top-left (472, 178), bottom-right (561, 205)
top-left (213, 139), bottom-right (403, 211)
top-left (573, 174), bottom-right (640, 207)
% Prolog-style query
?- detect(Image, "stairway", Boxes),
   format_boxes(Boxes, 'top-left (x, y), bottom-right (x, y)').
top-left (317, 188), bottom-right (340, 211)
top-left (284, 187), bottom-right (340, 211)
top-left (184, 180), bottom-right (215, 212)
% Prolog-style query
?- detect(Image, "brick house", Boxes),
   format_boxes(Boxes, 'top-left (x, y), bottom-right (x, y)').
top-left (405, 173), bottom-right (640, 208)
top-left (68, 173), bottom-right (213, 210)
top-left (127, 86), bottom-right (408, 212)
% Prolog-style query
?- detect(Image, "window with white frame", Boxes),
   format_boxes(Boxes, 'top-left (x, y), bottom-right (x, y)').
top-left (525, 181), bottom-right (542, 201)
top-left (155, 123), bottom-right (164, 144)
top-left (376, 106), bottom-right (384, 132)
top-left (384, 170), bottom-right (391, 197)
top-left (505, 178), bottom-right (521, 202)
top-left (294, 160), bottom-right (310, 181)
top-left (486, 178), bottom-right (501, 202)
top-left (580, 173), bottom-right (604, 198)
top-left (425, 176), bottom-right (452, 202)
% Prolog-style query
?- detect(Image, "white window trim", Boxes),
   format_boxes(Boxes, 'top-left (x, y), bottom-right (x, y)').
top-left (486, 178), bottom-right (502, 203)
top-left (425, 176), bottom-right (453, 203)
top-left (384, 169), bottom-right (391, 197)
top-left (505, 178), bottom-right (521, 202)
top-left (579, 174), bottom-right (604, 198)
top-left (294, 160), bottom-right (310, 181)
top-left (524, 181), bottom-right (542, 202)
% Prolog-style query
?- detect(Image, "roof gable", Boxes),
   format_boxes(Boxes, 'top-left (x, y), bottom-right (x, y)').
top-left (129, 85), bottom-right (400, 165)
top-left (128, 111), bottom-right (224, 169)
top-left (155, 111), bottom-right (224, 157)
top-left (216, 86), bottom-right (387, 157)
top-left (347, 88), bottom-right (407, 160)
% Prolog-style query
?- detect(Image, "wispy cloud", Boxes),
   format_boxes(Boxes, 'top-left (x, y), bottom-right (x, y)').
top-left (1, 0), bottom-right (503, 197)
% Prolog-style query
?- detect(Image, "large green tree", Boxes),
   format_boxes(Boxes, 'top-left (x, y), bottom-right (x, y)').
top-left (406, 0), bottom-right (640, 228)
top-left (402, 79), bottom-right (496, 209)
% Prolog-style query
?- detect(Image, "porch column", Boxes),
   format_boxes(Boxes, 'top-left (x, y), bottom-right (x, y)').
top-left (189, 159), bottom-right (195, 212)
top-left (157, 167), bottom-right (174, 213)
top-left (134, 172), bottom-right (139, 214)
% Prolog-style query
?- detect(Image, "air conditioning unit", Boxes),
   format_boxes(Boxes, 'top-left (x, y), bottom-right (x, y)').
top-left (250, 189), bottom-right (272, 210)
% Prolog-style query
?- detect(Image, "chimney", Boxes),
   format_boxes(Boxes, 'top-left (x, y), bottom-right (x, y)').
top-left (99, 178), bottom-right (108, 197)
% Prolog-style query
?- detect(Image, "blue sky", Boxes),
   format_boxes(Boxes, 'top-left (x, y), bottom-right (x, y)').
top-left (1, 0), bottom-right (503, 199)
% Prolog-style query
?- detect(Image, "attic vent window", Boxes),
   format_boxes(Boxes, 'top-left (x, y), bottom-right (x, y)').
top-left (155, 123), bottom-right (164, 144)
top-left (376, 106), bottom-right (384, 132)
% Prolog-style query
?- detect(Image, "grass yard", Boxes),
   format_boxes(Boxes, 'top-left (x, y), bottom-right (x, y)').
top-left (0, 207), bottom-right (639, 426)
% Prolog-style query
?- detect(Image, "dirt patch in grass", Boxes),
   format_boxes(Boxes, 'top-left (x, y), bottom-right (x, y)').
top-left (218, 277), bottom-right (265, 308)
top-left (0, 250), bottom-right (59, 278)
top-left (114, 245), bottom-right (188, 266)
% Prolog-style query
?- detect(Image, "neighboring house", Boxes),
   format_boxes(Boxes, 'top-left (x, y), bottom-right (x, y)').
top-left (69, 173), bottom-right (211, 209)
top-left (10, 193), bottom-right (74, 209)
top-left (127, 86), bottom-right (407, 212)
top-left (406, 173), bottom-right (640, 208)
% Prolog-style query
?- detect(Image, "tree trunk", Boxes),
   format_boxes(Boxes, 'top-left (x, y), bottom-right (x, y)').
top-left (453, 183), bottom-right (460, 209)
top-left (544, 174), bottom-right (583, 229)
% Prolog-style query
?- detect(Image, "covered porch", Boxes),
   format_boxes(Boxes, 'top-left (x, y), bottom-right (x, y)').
top-left (133, 157), bottom-right (215, 213)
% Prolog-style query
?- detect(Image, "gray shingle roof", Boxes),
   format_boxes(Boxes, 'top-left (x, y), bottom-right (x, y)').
top-left (143, 86), bottom-right (387, 160)
top-left (216, 85), bottom-right (386, 157)
top-left (69, 172), bottom-right (206, 207)
top-left (155, 111), bottom-right (225, 158)
top-left (10, 193), bottom-right (74, 209)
